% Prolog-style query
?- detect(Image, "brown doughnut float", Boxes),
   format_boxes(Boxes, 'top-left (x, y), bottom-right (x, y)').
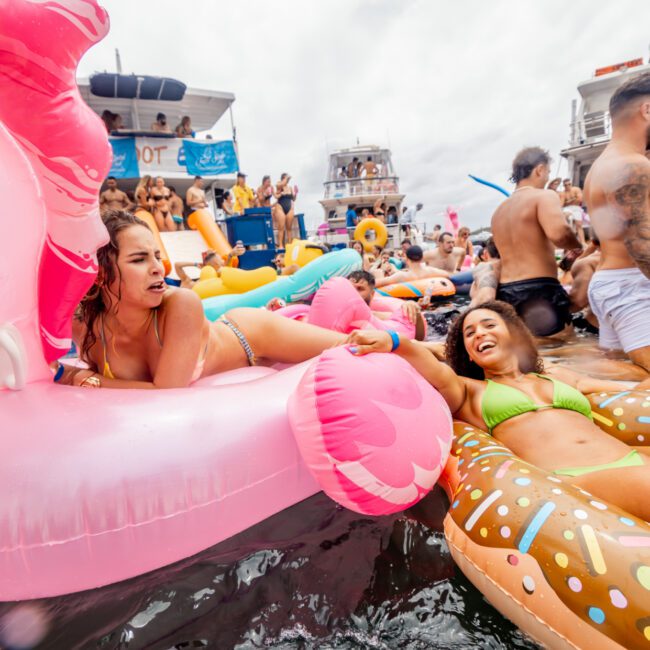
top-left (588, 390), bottom-right (650, 447)
top-left (440, 421), bottom-right (650, 650)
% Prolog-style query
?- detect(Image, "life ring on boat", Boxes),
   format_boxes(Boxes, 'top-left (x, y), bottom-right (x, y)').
top-left (441, 418), bottom-right (650, 650)
top-left (376, 277), bottom-right (456, 300)
top-left (354, 217), bottom-right (388, 252)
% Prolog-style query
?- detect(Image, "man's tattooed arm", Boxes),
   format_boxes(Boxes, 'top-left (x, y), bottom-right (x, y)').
top-left (469, 261), bottom-right (500, 307)
top-left (613, 162), bottom-right (650, 278)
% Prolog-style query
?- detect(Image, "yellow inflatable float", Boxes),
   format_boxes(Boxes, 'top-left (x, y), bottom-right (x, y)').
top-left (193, 265), bottom-right (278, 300)
top-left (193, 240), bottom-right (325, 299)
top-left (285, 239), bottom-right (324, 267)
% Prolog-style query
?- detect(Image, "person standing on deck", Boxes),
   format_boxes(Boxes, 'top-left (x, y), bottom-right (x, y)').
top-left (186, 176), bottom-right (208, 212)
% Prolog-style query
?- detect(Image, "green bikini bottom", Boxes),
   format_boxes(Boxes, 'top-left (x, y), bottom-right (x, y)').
top-left (553, 450), bottom-right (644, 478)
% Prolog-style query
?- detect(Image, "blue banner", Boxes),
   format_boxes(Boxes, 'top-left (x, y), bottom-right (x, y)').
top-left (108, 138), bottom-right (140, 178)
top-left (182, 139), bottom-right (239, 176)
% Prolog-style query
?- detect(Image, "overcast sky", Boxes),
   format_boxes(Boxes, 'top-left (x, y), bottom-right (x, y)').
top-left (78, 0), bottom-right (650, 231)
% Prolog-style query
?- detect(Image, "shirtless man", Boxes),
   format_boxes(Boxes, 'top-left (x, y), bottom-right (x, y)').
top-left (567, 238), bottom-right (600, 332)
top-left (348, 270), bottom-right (425, 340)
top-left (375, 245), bottom-right (449, 287)
top-left (99, 176), bottom-right (130, 214)
top-left (423, 231), bottom-right (465, 273)
top-left (347, 157), bottom-right (359, 179)
top-left (186, 176), bottom-right (208, 212)
top-left (468, 236), bottom-right (501, 308)
top-left (584, 72), bottom-right (650, 372)
top-left (491, 146), bottom-right (582, 336)
top-left (362, 156), bottom-right (378, 178)
top-left (561, 178), bottom-right (586, 243)
top-left (560, 178), bottom-right (583, 207)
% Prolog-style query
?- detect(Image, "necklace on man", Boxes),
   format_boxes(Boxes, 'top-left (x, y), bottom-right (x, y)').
top-left (513, 186), bottom-right (535, 193)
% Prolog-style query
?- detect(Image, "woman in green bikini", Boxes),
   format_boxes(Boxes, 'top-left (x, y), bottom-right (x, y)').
top-left (348, 301), bottom-right (650, 521)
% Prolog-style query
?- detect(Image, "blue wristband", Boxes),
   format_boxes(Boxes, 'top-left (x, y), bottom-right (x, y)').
top-left (53, 362), bottom-right (64, 383)
top-left (387, 330), bottom-right (400, 351)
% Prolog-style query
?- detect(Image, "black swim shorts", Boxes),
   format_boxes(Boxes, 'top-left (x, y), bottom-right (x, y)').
top-left (496, 277), bottom-right (571, 336)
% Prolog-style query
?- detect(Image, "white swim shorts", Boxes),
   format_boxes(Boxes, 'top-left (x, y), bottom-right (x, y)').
top-left (563, 205), bottom-right (584, 225)
top-left (588, 267), bottom-right (650, 352)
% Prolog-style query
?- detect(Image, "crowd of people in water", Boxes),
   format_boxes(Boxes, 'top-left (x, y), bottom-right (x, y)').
top-left (56, 72), bottom-right (650, 519)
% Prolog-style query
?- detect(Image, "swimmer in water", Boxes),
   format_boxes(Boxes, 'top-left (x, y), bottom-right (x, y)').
top-left (375, 245), bottom-right (449, 287)
top-left (348, 270), bottom-right (425, 340)
top-left (491, 147), bottom-right (583, 337)
top-left (583, 71), bottom-right (650, 374)
top-left (423, 231), bottom-right (466, 274)
top-left (56, 211), bottom-right (346, 389)
top-left (348, 300), bottom-right (650, 521)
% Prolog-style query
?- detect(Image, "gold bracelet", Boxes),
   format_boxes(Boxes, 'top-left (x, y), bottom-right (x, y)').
top-left (80, 374), bottom-right (101, 388)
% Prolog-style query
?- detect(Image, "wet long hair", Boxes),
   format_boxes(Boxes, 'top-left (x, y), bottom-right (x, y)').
top-left (76, 210), bottom-right (151, 363)
top-left (445, 301), bottom-right (544, 380)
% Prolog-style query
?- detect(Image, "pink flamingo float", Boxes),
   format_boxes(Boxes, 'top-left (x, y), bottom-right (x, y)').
top-left (0, 0), bottom-right (452, 600)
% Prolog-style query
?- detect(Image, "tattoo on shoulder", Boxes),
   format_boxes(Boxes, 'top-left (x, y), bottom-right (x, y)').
top-left (475, 263), bottom-right (498, 289)
top-left (613, 164), bottom-right (650, 277)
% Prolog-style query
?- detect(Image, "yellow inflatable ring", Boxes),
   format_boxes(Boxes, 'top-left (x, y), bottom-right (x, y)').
top-left (354, 218), bottom-right (388, 253)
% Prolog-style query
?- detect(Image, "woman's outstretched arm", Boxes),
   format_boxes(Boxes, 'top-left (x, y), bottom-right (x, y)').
top-left (347, 330), bottom-right (466, 412)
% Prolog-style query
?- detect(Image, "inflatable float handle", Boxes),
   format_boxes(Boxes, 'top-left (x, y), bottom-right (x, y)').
top-left (468, 174), bottom-right (510, 198)
top-left (0, 323), bottom-right (27, 390)
top-left (188, 209), bottom-right (232, 259)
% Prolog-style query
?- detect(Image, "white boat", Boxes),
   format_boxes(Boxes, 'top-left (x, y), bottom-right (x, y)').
top-left (79, 72), bottom-right (253, 277)
top-left (560, 55), bottom-right (650, 184)
top-left (318, 144), bottom-right (409, 247)
top-left (79, 72), bottom-right (239, 202)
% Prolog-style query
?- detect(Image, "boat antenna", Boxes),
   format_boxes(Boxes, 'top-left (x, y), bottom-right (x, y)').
top-left (115, 48), bottom-right (122, 74)
top-left (356, 136), bottom-right (360, 146)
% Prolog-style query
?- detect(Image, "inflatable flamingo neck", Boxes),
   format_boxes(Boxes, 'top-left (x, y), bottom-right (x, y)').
top-left (0, 0), bottom-right (112, 382)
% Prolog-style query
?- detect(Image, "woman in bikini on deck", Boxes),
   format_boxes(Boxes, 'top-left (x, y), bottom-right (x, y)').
top-left (56, 211), bottom-right (346, 390)
top-left (151, 176), bottom-right (176, 231)
top-left (348, 300), bottom-right (650, 521)
top-left (273, 173), bottom-right (295, 249)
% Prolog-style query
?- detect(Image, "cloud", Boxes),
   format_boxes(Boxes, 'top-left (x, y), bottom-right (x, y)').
top-left (78, 0), bottom-right (650, 231)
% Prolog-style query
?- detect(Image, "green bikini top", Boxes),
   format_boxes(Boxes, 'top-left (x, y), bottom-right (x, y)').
top-left (481, 374), bottom-right (592, 433)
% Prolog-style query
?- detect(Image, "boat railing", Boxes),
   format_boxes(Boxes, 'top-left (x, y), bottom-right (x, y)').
top-left (323, 176), bottom-right (400, 199)
top-left (568, 110), bottom-right (612, 147)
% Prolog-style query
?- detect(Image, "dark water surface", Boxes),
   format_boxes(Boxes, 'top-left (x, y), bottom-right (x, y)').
top-left (1, 490), bottom-right (537, 650)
